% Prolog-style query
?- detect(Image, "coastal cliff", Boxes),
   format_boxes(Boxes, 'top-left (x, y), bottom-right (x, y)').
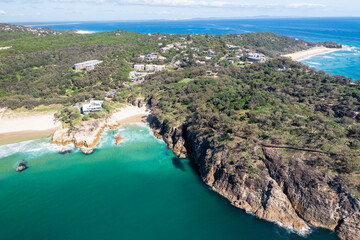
top-left (150, 115), bottom-right (360, 240)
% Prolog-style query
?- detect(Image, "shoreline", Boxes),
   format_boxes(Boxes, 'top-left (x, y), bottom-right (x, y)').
top-left (0, 105), bottom-right (149, 147)
top-left (75, 30), bottom-right (95, 34)
top-left (0, 107), bottom-right (62, 145)
top-left (0, 107), bottom-right (62, 134)
top-left (0, 128), bottom-right (58, 146)
top-left (282, 45), bottom-right (351, 61)
top-left (51, 105), bottom-right (150, 149)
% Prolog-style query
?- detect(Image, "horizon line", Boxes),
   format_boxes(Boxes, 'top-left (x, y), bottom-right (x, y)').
top-left (6, 16), bottom-right (360, 24)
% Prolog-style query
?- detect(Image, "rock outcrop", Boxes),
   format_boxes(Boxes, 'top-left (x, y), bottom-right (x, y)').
top-left (149, 115), bottom-right (360, 240)
top-left (115, 135), bottom-right (123, 145)
top-left (51, 118), bottom-right (106, 148)
top-left (51, 104), bottom-right (149, 149)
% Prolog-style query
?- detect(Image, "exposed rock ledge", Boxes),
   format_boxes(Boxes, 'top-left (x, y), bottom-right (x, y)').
top-left (149, 114), bottom-right (360, 240)
top-left (51, 103), bottom-right (149, 149)
top-left (51, 118), bottom-right (106, 148)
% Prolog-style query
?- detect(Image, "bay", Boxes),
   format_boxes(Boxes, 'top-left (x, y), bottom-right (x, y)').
top-left (0, 124), bottom-right (337, 240)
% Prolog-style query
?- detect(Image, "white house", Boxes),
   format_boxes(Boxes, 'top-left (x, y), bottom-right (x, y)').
top-left (82, 100), bottom-right (104, 114)
top-left (138, 55), bottom-right (145, 61)
top-left (146, 65), bottom-right (156, 71)
top-left (74, 60), bottom-right (103, 71)
top-left (154, 65), bottom-right (166, 72)
top-left (247, 52), bottom-right (267, 62)
top-left (134, 64), bottom-right (145, 71)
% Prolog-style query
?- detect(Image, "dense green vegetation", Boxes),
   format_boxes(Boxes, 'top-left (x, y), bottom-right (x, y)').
top-left (1, 23), bottom-right (358, 195)
top-left (0, 24), bottom-right (316, 109)
top-left (141, 58), bottom-right (360, 196)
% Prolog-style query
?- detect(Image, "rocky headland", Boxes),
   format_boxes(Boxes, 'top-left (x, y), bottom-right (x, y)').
top-left (149, 114), bottom-right (360, 240)
top-left (51, 104), bottom-right (149, 152)
top-left (50, 102), bottom-right (360, 240)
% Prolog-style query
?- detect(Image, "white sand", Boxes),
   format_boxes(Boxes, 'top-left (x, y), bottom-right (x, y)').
top-left (282, 46), bottom-right (350, 61)
top-left (108, 105), bottom-right (150, 125)
top-left (51, 105), bottom-right (150, 148)
top-left (0, 46), bottom-right (12, 50)
top-left (0, 105), bottom-right (149, 145)
top-left (0, 109), bottom-right (61, 134)
top-left (75, 30), bottom-right (95, 34)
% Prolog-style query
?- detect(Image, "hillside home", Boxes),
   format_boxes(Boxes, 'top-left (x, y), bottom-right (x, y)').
top-left (74, 60), bottom-right (103, 71)
top-left (134, 64), bottom-right (145, 71)
top-left (247, 52), bottom-right (268, 62)
top-left (154, 65), bottom-right (166, 71)
top-left (81, 100), bottom-right (104, 114)
top-left (138, 55), bottom-right (145, 61)
top-left (146, 53), bottom-right (158, 61)
top-left (145, 65), bottom-right (156, 71)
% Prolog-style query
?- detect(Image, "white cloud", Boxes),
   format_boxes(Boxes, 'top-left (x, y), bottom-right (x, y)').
top-left (287, 3), bottom-right (326, 8)
top-left (115, 1), bottom-right (326, 9)
top-left (52, 0), bottom-right (79, 2)
top-left (52, 0), bottom-right (105, 2)
top-left (0, 10), bottom-right (6, 15)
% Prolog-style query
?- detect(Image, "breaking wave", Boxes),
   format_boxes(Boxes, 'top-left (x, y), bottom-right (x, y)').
top-left (307, 61), bottom-right (321, 65)
top-left (0, 138), bottom-right (75, 159)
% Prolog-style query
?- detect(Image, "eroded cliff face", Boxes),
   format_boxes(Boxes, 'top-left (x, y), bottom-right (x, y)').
top-left (262, 148), bottom-right (360, 239)
top-left (150, 116), bottom-right (360, 240)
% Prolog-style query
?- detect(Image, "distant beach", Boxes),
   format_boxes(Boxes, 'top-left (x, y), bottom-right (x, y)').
top-left (282, 45), bottom-right (351, 61)
top-left (75, 30), bottom-right (95, 34)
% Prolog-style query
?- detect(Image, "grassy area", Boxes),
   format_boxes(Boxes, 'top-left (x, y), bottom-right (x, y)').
top-left (2, 104), bottom-right (62, 118)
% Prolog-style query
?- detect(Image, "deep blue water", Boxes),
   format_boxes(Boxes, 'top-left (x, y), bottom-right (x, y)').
top-left (21, 18), bottom-right (360, 80)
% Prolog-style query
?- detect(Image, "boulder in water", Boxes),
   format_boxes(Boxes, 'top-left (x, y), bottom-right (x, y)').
top-left (115, 135), bottom-right (123, 145)
top-left (80, 147), bottom-right (94, 155)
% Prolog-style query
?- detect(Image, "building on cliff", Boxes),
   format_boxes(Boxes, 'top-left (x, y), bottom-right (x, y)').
top-left (81, 100), bottom-right (103, 114)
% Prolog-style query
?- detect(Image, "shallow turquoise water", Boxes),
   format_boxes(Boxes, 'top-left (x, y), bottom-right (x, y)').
top-left (0, 124), bottom-right (338, 239)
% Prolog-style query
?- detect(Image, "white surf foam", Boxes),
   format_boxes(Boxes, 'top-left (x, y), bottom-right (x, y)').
top-left (0, 139), bottom-right (75, 159)
top-left (274, 221), bottom-right (312, 237)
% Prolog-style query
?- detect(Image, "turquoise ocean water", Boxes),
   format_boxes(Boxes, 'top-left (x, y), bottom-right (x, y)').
top-left (0, 124), bottom-right (338, 240)
top-left (2, 18), bottom-right (359, 239)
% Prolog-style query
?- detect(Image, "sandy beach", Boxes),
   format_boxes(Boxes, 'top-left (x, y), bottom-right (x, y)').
top-left (107, 105), bottom-right (150, 126)
top-left (282, 46), bottom-right (350, 61)
top-left (75, 30), bottom-right (94, 34)
top-left (0, 107), bottom-right (62, 145)
top-left (0, 109), bottom-right (61, 134)
top-left (0, 105), bottom-right (150, 146)
top-left (51, 105), bottom-right (150, 149)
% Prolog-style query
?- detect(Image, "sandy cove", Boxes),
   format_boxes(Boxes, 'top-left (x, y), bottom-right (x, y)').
top-left (0, 107), bottom-right (62, 145)
top-left (282, 45), bottom-right (351, 61)
top-left (51, 105), bottom-right (150, 149)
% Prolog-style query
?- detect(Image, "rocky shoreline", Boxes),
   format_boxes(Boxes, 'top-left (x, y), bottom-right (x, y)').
top-left (149, 114), bottom-right (360, 240)
top-left (51, 103), bottom-right (149, 153)
top-left (50, 102), bottom-right (360, 239)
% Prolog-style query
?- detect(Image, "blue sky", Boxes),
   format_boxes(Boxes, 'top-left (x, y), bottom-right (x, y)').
top-left (0, 0), bottom-right (359, 22)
